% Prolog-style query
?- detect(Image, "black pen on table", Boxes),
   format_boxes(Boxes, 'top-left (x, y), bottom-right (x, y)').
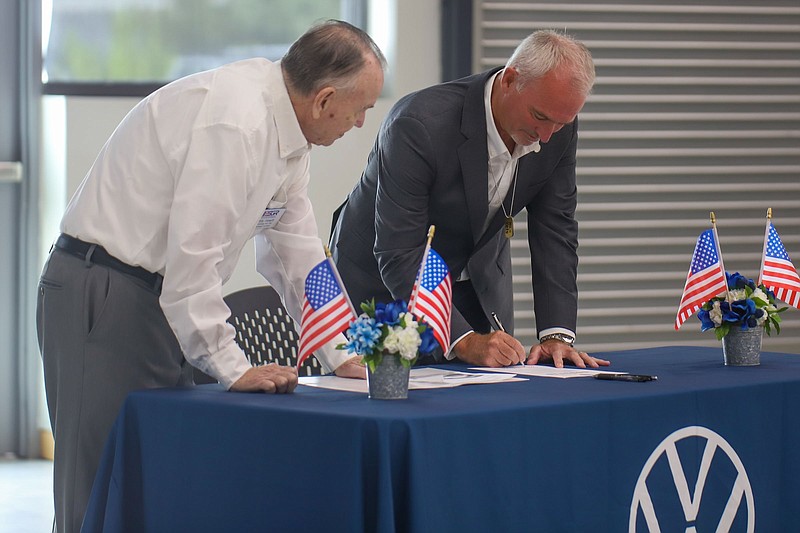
top-left (491, 312), bottom-right (524, 366)
top-left (594, 373), bottom-right (657, 382)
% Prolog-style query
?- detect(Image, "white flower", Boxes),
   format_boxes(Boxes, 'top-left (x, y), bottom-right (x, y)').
top-left (383, 314), bottom-right (422, 360)
top-left (709, 300), bottom-right (723, 326)
top-left (729, 288), bottom-right (747, 301)
top-left (751, 287), bottom-right (769, 303)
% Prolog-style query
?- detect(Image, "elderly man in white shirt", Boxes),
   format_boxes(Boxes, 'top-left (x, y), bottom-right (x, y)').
top-left (37, 20), bottom-right (384, 533)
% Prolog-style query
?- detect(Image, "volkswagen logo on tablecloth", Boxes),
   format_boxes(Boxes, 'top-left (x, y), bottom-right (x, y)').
top-left (629, 426), bottom-right (755, 532)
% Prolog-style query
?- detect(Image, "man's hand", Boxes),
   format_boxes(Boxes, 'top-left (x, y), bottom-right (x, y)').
top-left (453, 331), bottom-right (526, 367)
top-left (230, 363), bottom-right (298, 393)
top-left (527, 340), bottom-right (611, 368)
top-left (333, 355), bottom-right (367, 379)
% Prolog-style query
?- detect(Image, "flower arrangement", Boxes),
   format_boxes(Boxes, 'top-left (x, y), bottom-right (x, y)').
top-left (339, 299), bottom-right (439, 371)
top-left (697, 272), bottom-right (786, 340)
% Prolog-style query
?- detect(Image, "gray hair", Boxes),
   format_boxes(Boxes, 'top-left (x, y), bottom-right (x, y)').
top-left (282, 19), bottom-right (387, 95)
top-left (506, 30), bottom-right (595, 95)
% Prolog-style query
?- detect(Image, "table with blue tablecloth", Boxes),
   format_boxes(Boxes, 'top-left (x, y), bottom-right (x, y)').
top-left (81, 346), bottom-right (800, 532)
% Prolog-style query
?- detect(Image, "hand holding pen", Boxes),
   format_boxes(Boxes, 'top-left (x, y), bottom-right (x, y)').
top-left (450, 314), bottom-right (526, 367)
top-left (491, 312), bottom-right (525, 367)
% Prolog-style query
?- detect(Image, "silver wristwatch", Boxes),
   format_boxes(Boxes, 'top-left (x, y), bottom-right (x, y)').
top-left (539, 333), bottom-right (575, 347)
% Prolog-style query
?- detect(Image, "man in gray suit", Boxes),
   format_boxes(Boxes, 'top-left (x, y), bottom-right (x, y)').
top-left (330, 30), bottom-right (610, 368)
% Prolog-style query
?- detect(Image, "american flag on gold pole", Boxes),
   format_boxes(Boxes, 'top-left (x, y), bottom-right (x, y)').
top-left (674, 213), bottom-right (729, 330)
top-left (297, 247), bottom-right (357, 368)
top-left (408, 226), bottom-right (452, 351)
top-left (759, 208), bottom-right (800, 309)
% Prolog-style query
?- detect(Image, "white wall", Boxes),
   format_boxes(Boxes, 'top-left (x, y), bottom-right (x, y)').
top-left (53, 0), bottom-right (440, 295)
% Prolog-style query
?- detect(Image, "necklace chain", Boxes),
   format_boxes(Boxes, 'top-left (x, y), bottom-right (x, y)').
top-left (488, 160), bottom-right (518, 239)
top-left (502, 162), bottom-right (519, 219)
top-left (488, 160), bottom-right (519, 217)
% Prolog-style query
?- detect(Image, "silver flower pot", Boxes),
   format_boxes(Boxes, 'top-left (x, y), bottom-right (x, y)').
top-left (366, 352), bottom-right (411, 399)
top-left (722, 325), bottom-right (763, 366)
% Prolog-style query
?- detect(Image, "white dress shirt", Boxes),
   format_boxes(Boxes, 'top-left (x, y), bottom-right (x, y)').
top-left (61, 58), bottom-right (350, 388)
top-left (482, 71), bottom-right (540, 235)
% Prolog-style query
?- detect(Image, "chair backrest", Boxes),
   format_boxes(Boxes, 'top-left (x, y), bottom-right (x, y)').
top-left (193, 286), bottom-right (323, 384)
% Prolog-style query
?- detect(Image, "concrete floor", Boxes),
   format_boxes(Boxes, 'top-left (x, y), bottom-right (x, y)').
top-left (0, 456), bottom-right (53, 532)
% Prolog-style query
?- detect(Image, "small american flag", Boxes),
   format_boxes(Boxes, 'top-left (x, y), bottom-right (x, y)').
top-left (675, 229), bottom-right (728, 330)
top-left (297, 259), bottom-right (356, 367)
top-left (759, 222), bottom-right (800, 309)
top-left (408, 247), bottom-right (452, 350)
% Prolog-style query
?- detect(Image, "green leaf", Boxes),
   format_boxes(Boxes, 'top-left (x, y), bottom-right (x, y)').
top-left (715, 323), bottom-right (730, 341)
top-left (366, 351), bottom-right (382, 373)
top-left (361, 298), bottom-right (377, 317)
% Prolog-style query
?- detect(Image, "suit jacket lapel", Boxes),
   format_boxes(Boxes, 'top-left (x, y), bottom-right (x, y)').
top-left (457, 139), bottom-right (488, 245)
top-left (458, 68), bottom-right (501, 245)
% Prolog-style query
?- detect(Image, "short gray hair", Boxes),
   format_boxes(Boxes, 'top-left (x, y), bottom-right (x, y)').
top-left (506, 30), bottom-right (595, 95)
top-left (282, 19), bottom-right (387, 95)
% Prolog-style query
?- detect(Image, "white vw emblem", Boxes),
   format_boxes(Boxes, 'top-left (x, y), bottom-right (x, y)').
top-left (630, 426), bottom-right (755, 532)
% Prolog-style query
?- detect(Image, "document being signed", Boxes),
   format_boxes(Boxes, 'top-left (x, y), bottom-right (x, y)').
top-left (473, 366), bottom-right (625, 379)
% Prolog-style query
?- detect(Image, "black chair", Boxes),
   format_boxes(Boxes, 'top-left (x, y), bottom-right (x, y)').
top-left (193, 286), bottom-right (323, 384)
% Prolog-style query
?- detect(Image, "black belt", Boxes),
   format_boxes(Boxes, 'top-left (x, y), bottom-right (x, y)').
top-left (54, 234), bottom-right (163, 292)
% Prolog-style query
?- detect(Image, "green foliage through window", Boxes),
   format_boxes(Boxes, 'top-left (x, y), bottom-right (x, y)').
top-left (44, 0), bottom-right (347, 84)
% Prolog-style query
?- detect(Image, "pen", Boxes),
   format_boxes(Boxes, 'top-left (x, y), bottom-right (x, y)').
top-left (491, 312), bottom-right (524, 366)
top-left (593, 373), bottom-right (657, 382)
top-left (490, 312), bottom-right (505, 332)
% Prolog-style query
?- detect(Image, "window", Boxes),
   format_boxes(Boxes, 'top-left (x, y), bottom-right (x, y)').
top-left (42, 0), bottom-right (365, 96)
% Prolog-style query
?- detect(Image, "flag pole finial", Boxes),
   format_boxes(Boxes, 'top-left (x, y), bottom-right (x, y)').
top-left (409, 226), bottom-right (437, 315)
top-left (710, 211), bottom-right (716, 225)
top-left (767, 207), bottom-right (772, 220)
top-left (323, 245), bottom-right (332, 258)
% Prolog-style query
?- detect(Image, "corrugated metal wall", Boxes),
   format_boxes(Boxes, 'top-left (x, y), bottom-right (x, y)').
top-left (475, 0), bottom-right (800, 353)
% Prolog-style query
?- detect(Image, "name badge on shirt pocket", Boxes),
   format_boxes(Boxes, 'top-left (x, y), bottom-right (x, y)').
top-left (255, 208), bottom-right (286, 230)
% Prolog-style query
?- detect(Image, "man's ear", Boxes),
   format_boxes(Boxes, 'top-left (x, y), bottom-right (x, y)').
top-left (500, 67), bottom-right (519, 90)
top-left (311, 86), bottom-right (336, 119)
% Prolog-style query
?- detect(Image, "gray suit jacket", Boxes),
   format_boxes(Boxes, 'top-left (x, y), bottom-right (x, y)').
top-left (330, 68), bottom-right (579, 343)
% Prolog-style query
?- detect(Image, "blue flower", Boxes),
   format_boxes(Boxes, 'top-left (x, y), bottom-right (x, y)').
top-left (343, 315), bottom-right (382, 356)
top-left (419, 326), bottom-right (438, 354)
top-left (718, 301), bottom-right (741, 324)
top-left (374, 300), bottom-right (407, 326)
top-left (726, 271), bottom-right (755, 291)
top-left (697, 309), bottom-right (716, 332)
top-left (730, 298), bottom-right (757, 324)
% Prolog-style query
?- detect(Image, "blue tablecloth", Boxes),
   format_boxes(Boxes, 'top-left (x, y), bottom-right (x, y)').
top-left (82, 346), bottom-right (800, 532)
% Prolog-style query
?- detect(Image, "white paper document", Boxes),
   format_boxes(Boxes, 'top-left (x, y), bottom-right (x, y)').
top-left (471, 366), bottom-right (626, 379)
top-left (299, 367), bottom-right (526, 393)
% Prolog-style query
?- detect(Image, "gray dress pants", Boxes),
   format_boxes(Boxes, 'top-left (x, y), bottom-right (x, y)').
top-left (36, 249), bottom-right (194, 533)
